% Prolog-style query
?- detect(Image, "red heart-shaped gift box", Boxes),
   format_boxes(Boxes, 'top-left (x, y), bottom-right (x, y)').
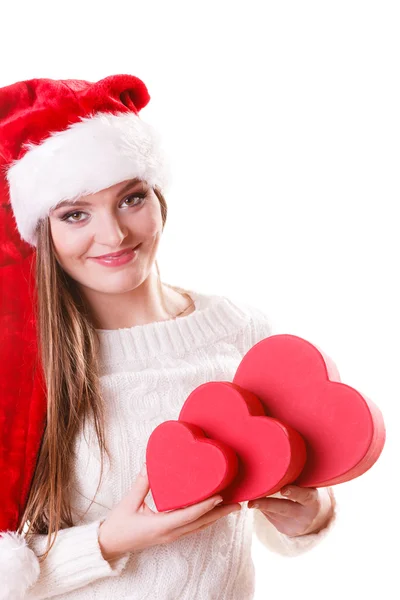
top-left (233, 334), bottom-right (386, 487)
top-left (146, 420), bottom-right (239, 512)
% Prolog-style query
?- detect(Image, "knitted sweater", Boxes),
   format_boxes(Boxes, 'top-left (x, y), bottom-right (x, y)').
top-left (24, 289), bottom-right (337, 600)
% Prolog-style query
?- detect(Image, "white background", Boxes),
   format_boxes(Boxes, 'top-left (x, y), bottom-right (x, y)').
top-left (1, 1), bottom-right (398, 598)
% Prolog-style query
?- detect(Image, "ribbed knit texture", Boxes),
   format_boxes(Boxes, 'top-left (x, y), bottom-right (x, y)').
top-left (25, 289), bottom-right (336, 599)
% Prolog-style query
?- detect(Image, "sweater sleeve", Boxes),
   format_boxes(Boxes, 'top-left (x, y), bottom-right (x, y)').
top-left (231, 300), bottom-right (338, 556)
top-left (23, 519), bottom-right (130, 599)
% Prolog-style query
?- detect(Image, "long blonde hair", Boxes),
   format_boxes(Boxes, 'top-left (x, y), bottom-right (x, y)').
top-left (18, 186), bottom-right (190, 561)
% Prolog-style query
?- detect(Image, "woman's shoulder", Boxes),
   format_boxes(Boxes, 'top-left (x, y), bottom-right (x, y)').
top-left (227, 295), bottom-right (276, 339)
top-left (189, 287), bottom-right (276, 335)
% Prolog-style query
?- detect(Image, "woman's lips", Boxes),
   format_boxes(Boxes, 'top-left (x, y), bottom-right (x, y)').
top-left (91, 246), bottom-right (136, 259)
top-left (89, 246), bottom-right (140, 267)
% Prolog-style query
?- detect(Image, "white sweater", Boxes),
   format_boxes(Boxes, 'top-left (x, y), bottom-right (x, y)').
top-left (24, 289), bottom-right (336, 599)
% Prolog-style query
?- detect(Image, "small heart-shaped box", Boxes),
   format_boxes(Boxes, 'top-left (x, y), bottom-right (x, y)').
top-left (146, 420), bottom-right (239, 512)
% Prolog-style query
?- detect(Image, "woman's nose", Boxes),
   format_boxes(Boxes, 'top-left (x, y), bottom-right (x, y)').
top-left (95, 217), bottom-right (128, 246)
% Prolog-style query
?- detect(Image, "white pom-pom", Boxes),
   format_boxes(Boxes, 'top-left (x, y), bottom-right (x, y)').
top-left (0, 531), bottom-right (40, 599)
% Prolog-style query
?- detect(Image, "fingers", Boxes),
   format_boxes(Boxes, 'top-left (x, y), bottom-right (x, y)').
top-left (258, 512), bottom-right (287, 528)
top-left (279, 485), bottom-right (319, 506)
top-left (257, 510), bottom-right (313, 537)
top-left (125, 463), bottom-right (151, 511)
top-left (250, 497), bottom-right (305, 518)
top-left (248, 487), bottom-right (327, 537)
top-left (172, 502), bottom-right (242, 538)
top-left (162, 494), bottom-right (226, 530)
top-left (248, 486), bottom-right (319, 512)
top-left (248, 486), bottom-right (318, 510)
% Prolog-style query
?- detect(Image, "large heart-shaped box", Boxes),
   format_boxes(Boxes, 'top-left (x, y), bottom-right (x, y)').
top-left (233, 334), bottom-right (386, 486)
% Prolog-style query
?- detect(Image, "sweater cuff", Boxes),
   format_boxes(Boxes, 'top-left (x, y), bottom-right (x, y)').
top-left (26, 519), bottom-right (130, 598)
top-left (252, 487), bottom-right (337, 557)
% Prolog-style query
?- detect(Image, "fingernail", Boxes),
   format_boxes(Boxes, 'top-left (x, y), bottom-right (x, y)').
top-left (213, 497), bottom-right (223, 506)
top-left (141, 463), bottom-right (147, 476)
top-left (251, 503), bottom-right (259, 509)
top-left (281, 489), bottom-right (290, 496)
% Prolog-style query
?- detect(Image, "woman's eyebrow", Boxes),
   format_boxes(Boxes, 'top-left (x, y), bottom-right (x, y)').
top-left (53, 178), bottom-right (143, 211)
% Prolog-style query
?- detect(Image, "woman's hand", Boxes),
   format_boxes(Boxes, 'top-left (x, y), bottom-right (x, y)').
top-left (248, 485), bottom-right (334, 537)
top-left (98, 464), bottom-right (242, 561)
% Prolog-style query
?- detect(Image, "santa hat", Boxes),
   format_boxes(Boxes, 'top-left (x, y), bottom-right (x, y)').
top-left (0, 74), bottom-right (169, 598)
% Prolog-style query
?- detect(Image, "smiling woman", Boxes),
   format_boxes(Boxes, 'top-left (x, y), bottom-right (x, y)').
top-left (0, 74), bottom-right (335, 600)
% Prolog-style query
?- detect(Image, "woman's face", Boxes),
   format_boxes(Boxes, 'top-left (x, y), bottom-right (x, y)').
top-left (49, 178), bottom-right (163, 296)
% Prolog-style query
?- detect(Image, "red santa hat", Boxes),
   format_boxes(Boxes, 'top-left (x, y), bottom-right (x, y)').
top-left (0, 74), bottom-right (169, 598)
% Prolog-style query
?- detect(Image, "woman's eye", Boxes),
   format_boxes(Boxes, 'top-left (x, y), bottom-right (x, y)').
top-left (123, 193), bottom-right (146, 207)
top-left (60, 193), bottom-right (146, 224)
top-left (61, 211), bottom-right (85, 223)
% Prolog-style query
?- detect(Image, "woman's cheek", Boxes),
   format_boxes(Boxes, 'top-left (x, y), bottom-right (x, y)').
top-left (136, 211), bottom-right (161, 237)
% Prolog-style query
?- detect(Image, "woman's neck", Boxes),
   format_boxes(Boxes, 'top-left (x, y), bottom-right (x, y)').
top-left (81, 272), bottom-right (194, 330)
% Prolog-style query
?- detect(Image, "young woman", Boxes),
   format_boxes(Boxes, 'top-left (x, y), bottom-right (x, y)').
top-left (0, 74), bottom-right (336, 600)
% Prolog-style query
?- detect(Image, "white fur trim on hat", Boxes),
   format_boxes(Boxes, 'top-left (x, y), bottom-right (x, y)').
top-left (0, 531), bottom-right (40, 599)
top-left (6, 111), bottom-right (170, 248)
